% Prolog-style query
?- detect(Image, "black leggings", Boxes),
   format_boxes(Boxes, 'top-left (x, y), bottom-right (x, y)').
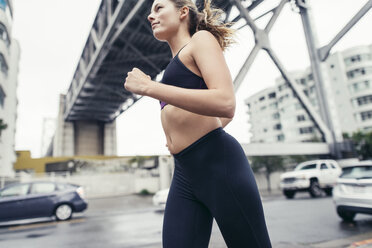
top-left (162, 127), bottom-right (272, 248)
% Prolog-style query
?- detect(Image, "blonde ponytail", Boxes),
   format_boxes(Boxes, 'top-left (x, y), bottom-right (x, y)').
top-left (171, 0), bottom-right (235, 50)
top-left (196, 0), bottom-right (235, 50)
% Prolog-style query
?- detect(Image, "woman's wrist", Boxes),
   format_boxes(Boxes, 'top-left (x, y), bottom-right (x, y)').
top-left (144, 79), bottom-right (156, 97)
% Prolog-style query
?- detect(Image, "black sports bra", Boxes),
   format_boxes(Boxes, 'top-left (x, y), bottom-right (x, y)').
top-left (159, 45), bottom-right (208, 109)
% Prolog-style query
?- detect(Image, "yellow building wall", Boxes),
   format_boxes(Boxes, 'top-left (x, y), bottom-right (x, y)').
top-left (14, 150), bottom-right (131, 173)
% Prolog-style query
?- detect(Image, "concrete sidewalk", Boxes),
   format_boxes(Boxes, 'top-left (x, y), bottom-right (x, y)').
top-left (349, 239), bottom-right (372, 248)
top-left (310, 232), bottom-right (372, 248)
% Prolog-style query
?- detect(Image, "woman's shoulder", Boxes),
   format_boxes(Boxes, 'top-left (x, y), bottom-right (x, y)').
top-left (189, 30), bottom-right (220, 52)
top-left (191, 30), bottom-right (218, 43)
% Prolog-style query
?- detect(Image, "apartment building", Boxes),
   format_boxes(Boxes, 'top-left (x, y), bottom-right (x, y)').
top-left (246, 44), bottom-right (372, 143)
top-left (0, 0), bottom-right (20, 177)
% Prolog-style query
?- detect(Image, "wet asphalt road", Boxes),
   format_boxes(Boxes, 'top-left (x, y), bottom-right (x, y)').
top-left (0, 192), bottom-right (371, 248)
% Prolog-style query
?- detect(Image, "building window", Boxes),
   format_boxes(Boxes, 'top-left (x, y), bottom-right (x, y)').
top-left (363, 126), bottom-right (372, 132)
top-left (272, 112), bottom-right (280, 120)
top-left (259, 96), bottom-right (265, 102)
top-left (278, 82), bottom-right (289, 92)
top-left (0, 23), bottom-right (10, 47)
top-left (347, 67), bottom-right (372, 79)
top-left (344, 54), bottom-right (372, 66)
top-left (365, 80), bottom-right (371, 88)
top-left (361, 111), bottom-right (372, 121)
top-left (274, 124), bottom-right (282, 130)
top-left (0, 53), bottom-right (8, 76)
top-left (279, 94), bottom-right (290, 103)
top-left (297, 115), bottom-right (306, 122)
top-left (349, 80), bottom-right (371, 93)
top-left (269, 102), bottom-right (278, 109)
top-left (311, 98), bottom-right (318, 106)
top-left (350, 82), bottom-right (359, 93)
top-left (356, 95), bottom-right (372, 106)
top-left (0, 0), bottom-right (6, 10)
top-left (268, 92), bottom-right (276, 99)
top-left (0, 85), bottom-right (5, 108)
top-left (277, 134), bottom-right (284, 141)
top-left (309, 85), bottom-right (316, 94)
top-left (299, 127), bottom-right (314, 134)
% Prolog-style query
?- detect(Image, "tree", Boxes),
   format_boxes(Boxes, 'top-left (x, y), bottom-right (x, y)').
top-left (128, 156), bottom-right (157, 169)
top-left (308, 134), bottom-right (322, 142)
top-left (347, 130), bottom-right (372, 160)
top-left (288, 155), bottom-right (317, 169)
top-left (0, 119), bottom-right (7, 137)
top-left (249, 156), bottom-right (285, 193)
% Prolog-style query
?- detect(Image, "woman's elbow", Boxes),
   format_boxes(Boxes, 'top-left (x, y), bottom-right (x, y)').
top-left (222, 99), bottom-right (235, 118)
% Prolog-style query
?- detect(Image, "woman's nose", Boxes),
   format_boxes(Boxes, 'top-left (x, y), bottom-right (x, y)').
top-left (147, 13), bottom-right (154, 23)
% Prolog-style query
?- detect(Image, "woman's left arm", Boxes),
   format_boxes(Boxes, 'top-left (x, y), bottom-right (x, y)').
top-left (124, 31), bottom-right (236, 118)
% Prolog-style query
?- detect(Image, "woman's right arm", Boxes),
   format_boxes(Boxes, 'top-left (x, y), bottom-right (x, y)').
top-left (124, 31), bottom-right (235, 118)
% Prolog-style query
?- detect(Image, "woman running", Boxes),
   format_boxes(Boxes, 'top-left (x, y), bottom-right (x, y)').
top-left (124, 0), bottom-right (272, 247)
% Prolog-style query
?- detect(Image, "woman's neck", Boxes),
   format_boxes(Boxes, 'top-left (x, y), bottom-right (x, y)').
top-left (167, 30), bottom-right (192, 57)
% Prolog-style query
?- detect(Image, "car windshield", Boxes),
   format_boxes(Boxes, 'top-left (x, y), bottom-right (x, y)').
top-left (57, 183), bottom-right (77, 191)
top-left (295, 163), bottom-right (317, 171)
top-left (0, 184), bottom-right (29, 197)
top-left (340, 166), bottom-right (372, 179)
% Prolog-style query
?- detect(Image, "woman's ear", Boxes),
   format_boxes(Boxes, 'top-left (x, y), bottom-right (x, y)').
top-left (179, 6), bottom-right (189, 20)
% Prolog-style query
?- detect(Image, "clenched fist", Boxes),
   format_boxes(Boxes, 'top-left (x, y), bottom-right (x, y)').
top-left (124, 68), bottom-right (152, 95)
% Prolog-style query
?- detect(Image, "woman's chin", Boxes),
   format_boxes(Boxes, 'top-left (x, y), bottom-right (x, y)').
top-left (153, 31), bottom-right (168, 41)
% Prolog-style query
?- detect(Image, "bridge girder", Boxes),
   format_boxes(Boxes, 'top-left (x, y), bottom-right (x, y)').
top-left (62, 0), bottom-right (371, 158)
top-left (63, 0), bottom-right (251, 123)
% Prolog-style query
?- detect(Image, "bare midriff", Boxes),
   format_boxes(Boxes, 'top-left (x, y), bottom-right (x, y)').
top-left (161, 104), bottom-right (222, 155)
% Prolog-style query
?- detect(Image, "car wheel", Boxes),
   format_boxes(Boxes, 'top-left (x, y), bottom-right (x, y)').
top-left (283, 190), bottom-right (296, 199)
top-left (324, 188), bottom-right (333, 196)
top-left (337, 209), bottom-right (356, 222)
top-left (309, 180), bottom-right (322, 198)
top-left (55, 204), bottom-right (73, 221)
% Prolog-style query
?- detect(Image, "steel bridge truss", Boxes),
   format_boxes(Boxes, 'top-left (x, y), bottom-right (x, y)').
top-left (229, 0), bottom-right (372, 157)
top-left (63, 0), bottom-right (372, 157)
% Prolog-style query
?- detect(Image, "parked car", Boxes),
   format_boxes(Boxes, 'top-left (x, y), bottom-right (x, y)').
top-left (333, 161), bottom-right (372, 222)
top-left (152, 188), bottom-right (169, 209)
top-left (0, 181), bottom-right (88, 222)
top-left (280, 159), bottom-right (342, 199)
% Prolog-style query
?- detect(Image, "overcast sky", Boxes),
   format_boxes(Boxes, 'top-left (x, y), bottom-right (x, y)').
top-left (12, 0), bottom-right (372, 158)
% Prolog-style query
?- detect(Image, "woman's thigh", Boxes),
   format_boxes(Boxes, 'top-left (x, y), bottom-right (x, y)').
top-left (189, 133), bottom-right (272, 248)
top-left (212, 162), bottom-right (272, 248)
top-left (162, 167), bottom-right (213, 248)
top-left (212, 135), bottom-right (272, 248)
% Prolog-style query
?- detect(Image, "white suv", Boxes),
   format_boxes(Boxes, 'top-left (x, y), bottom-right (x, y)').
top-left (333, 161), bottom-right (372, 222)
top-left (280, 160), bottom-right (342, 199)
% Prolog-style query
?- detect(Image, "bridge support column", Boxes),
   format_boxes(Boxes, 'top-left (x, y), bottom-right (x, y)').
top-left (73, 120), bottom-right (117, 156)
top-left (74, 121), bottom-right (104, 156)
top-left (53, 95), bottom-right (74, 157)
top-left (103, 121), bottom-right (117, 156)
top-left (52, 94), bottom-right (117, 157)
